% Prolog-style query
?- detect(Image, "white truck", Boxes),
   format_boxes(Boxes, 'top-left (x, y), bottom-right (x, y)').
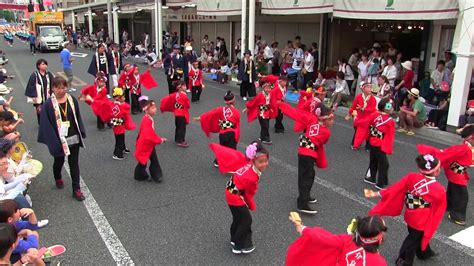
top-left (29, 12), bottom-right (66, 52)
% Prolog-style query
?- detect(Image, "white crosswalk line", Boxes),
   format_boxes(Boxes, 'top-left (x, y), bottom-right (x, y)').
top-left (449, 226), bottom-right (474, 249)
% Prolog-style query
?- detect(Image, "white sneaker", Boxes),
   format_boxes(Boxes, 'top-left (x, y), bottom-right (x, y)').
top-left (186, 89), bottom-right (191, 93)
top-left (69, 88), bottom-right (77, 92)
top-left (107, 95), bottom-right (112, 99)
top-left (243, 97), bottom-right (248, 101)
top-left (37, 219), bottom-right (49, 229)
top-left (25, 194), bottom-right (32, 207)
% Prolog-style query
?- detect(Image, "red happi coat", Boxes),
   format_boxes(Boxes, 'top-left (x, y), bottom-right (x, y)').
top-left (199, 106), bottom-right (241, 142)
top-left (354, 112), bottom-right (395, 154)
top-left (417, 144), bottom-right (472, 186)
top-left (160, 91), bottom-right (190, 124)
top-left (81, 84), bottom-right (107, 105)
top-left (135, 114), bottom-right (163, 165)
top-left (271, 83), bottom-right (286, 102)
top-left (110, 102), bottom-right (136, 135)
top-left (209, 143), bottom-right (248, 174)
top-left (369, 172), bottom-right (447, 250)
top-left (119, 69), bottom-right (158, 93)
top-left (188, 67), bottom-right (203, 88)
top-left (286, 227), bottom-right (387, 266)
top-left (245, 91), bottom-right (277, 122)
top-left (350, 94), bottom-right (377, 148)
top-left (279, 102), bottom-right (331, 169)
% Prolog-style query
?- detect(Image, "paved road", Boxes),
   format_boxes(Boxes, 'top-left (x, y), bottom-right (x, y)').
top-left (2, 41), bottom-right (473, 265)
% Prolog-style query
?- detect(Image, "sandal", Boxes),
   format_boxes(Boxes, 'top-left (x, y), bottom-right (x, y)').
top-left (396, 128), bottom-right (407, 133)
top-left (406, 131), bottom-right (415, 136)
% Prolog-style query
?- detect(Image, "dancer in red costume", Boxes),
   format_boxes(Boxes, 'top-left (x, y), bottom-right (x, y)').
top-left (188, 60), bottom-right (204, 103)
top-left (243, 82), bottom-right (278, 145)
top-left (209, 141), bottom-right (269, 255)
top-left (416, 124), bottom-right (474, 226)
top-left (79, 72), bottom-right (108, 131)
top-left (363, 98), bottom-right (395, 190)
top-left (366, 154), bottom-right (446, 266)
top-left (271, 76), bottom-right (288, 133)
top-left (194, 91), bottom-right (240, 167)
top-left (278, 102), bottom-right (333, 214)
top-left (286, 213), bottom-right (387, 266)
top-left (160, 81), bottom-right (190, 147)
top-left (346, 82), bottom-right (377, 150)
top-left (134, 96), bottom-right (167, 182)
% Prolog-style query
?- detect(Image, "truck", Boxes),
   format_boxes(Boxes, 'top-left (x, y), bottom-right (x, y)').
top-left (29, 11), bottom-right (65, 52)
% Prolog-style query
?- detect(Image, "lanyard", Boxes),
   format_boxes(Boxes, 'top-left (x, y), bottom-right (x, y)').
top-left (59, 100), bottom-right (68, 119)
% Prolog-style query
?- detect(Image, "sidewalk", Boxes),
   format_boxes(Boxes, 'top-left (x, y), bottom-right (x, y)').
top-left (126, 56), bottom-right (462, 146)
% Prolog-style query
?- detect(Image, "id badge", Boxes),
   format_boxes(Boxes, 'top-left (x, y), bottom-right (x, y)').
top-left (60, 121), bottom-right (70, 137)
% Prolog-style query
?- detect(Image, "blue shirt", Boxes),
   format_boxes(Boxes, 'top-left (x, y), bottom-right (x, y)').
top-left (29, 35), bottom-right (36, 44)
top-left (60, 48), bottom-right (72, 70)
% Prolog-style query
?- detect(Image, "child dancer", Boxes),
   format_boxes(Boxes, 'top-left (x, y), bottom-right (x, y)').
top-left (80, 72), bottom-right (108, 131)
top-left (417, 124), bottom-right (474, 226)
top-left (160, 81), bottom-right (190, 148)
top-left (297, 86), bottom-right (327, 118)
top-left (194, 91), bottom-right (240, 167)
top-left (110, 87), bottom-right (136, 160)
top-left (272, 76), bottom-right (288, 133)
top-left (279, 102), bottom-right (333, 214)
top-left (286, 213), bottom-right (387, 266)
top-left (134, 96), bottom-right (167, 182)
top-left (364, 98), bottom-right (395, 190)
top-left (118, 64), bottom-right (133, 105)
top-left (366, 154), bottom-right (446, 265)
top-left (243, 82), bottom-right (277, 145)
top-left (188, 60), bottom-right (204, 103)
top-left (346, 82), bottom-right (377, 150)
top-left (209, 141), bottom-right (269, 254)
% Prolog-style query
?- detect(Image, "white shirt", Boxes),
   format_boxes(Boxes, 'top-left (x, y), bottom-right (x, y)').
top-left (382, 65), bottom-right (398, 86)
top-left (263, 46), bottom-right (273, 60)
top-left (304, 53), bottom-right (314, 72)
top-left (339, 64), bottom-right (354, 81)
top-left (358, 61), bottom-right (370, 78)
top-left (335, 79), bottom-right (350, 94)
top-left (292, 48), bottom-right (304, 70)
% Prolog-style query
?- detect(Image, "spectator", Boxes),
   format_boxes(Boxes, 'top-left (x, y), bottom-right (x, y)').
top-left (313, 72), bottom-right (327, 89)
top-left (430, 60), bottom-right (451, 104)
top-left (444, 51), bottom-right (455, 72)
top-left (238, 50), bottom-right (257, 101)
top-left (0, 111), bottom-right (23, 139)
top-left (262, 41), bottom-right (273, 75)
top-left (397, 88), bottom-right (427, 135)
top-left (0, 223), bottom-right (45, 266)
top-left (338, 58), bottom-right (354, 94)
top-left (303, 48), bottom-right (314, 88)
top-left (28, 32), bottom-right (36, 55)
top-left (271, 42), bottom-right (280, 74)
top-left (201, 34), bottom-right (210, 52)
top-left (59, 42), bottom-right (75, 92)
top-left (394, 61), bottom-right (414, 111)
top-left (458, 100), bottom-right (474, 128)
top-left (356, 53), bottom-right (370, 95)
top-left (419, 71), bottom-right (433, 103)
top-left (330, 71), bottom-right (350, 110)
top-left (348, 48), bottom-right (359, 74)
top-left (121, 29), bottom-right (128, 44)
top-left (163, 44), bottom-right (185, 94)
top-left (310, 42), bottom-right (319, 72)
top-left (394, 52), bottom-right (403, 84)
top-left (382, 56), bottom-right (397, 87)
top-left (234, 38), bottom-right (242, 64)
top-left (377, 75), bottom-right (392, 99)
top-left (425, 96), bottom-right (450, 131)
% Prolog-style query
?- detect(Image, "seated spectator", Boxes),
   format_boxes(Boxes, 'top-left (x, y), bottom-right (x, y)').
top-left (397, 88), bottom-right (427, 135)
top-left (0, 223), bottom-right (45, 266)
top-left (0, 153), bottom-right (31, 208)
top-left (0, 111), bottom-right (23, 140)
top-left (458, 100), bottom-right (474, 128)
top-left (313, 72), bottom-right (327, 89)
top-left (217, 60), bottom-right (232, 84)
top-left (376, 75), bottom-right (392, 99)
top-left (425, 96), bottom-right (450, 131)
top-left (419, 71), bottom-right (433, 103)
top-left (330, 71), bottom-right (350, 110)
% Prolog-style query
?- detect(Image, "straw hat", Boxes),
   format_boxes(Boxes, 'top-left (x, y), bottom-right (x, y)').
top-left (0, 84), bottom-right (12, 95)
top-left (408, 88), bottom-right (420, 98)
top-left (401, 61), bottom-right (412, 70)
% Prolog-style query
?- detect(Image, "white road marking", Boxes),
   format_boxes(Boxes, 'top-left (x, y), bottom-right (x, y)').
top-left (449, 226), bottom-right (474, 249)
top-left (70, 52), bottom-right (88, 58)
top-left (10, 57), bottom-right (134, 265)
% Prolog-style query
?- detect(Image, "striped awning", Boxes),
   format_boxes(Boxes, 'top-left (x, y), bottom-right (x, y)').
top-left (333, 0), bottom-right (458, 20)
top-left (261, 0), bottom-right (333, 15)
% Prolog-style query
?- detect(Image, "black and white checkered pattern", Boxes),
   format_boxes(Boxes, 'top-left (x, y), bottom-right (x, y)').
top-left (226, 178), bottom-right (242, 195)
top-left (174, 102), bottom-right (183, 109)
top-left (299, 134), bottom-right (317, 151)
top-left (258, 105), bottom-right (269, 112)
top-left (369, 125), bottom-right (384, 139)
top-left (449, 162), bottom-right (467, 174)
top-left (405, 192), bottom-right (431, 209)
top-left (219, 120), bottom-right (235, 129)
top-left (110, 118), bottom-right (124, 126)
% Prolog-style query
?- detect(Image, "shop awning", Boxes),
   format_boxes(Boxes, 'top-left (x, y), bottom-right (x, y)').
top-left (196, 0), bottom-right (241, 16)
top-left (261, 0), bottom-right (333, 15)
top-left (166, 0), bottom-right (196, 7)
top-left (333, 0), bottom-right (459, 20)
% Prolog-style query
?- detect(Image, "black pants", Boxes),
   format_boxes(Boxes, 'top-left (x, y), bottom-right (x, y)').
top-left (351, 128), bottom-right (370, 149)
top-left (258, 117), bottom-right (270, 142)
top-left (53, 144), bottom-right (81, 191)
top-left (398, 226), bottom-right (435, 265)
top-left (97, 116), bottom-right (105, 130)
top-left (346, 80), bottom-right (354, 94)
top-left (131, 93), bottom-right (141, 113)
top-left (134, 147), bottom-right (162, 181)
top-left (175, 116), bottom-right (187, 143)
top-left (167, 75), bottom-right (177, 94)
top-left (229, 205), bottom-right (253, 249)
top-left (447, 182), bottom-right (468, 222)
top-left (297, 155), bottom-right (316, 208)
top-left (274, 108), bottom-right (285, 133)
top-left (124, 88), bottom-right (131, 105)
top-left (191, 86), bottom-right (202, 102)
top-left (29, 43), bottom-right (36, 53)
top-left (366, 145), bottom-right (389, 187)
top-left (303, 71), bottom-right (314, 88)
top-left (33, 104), bottom-right (41, 125)
top-left (219, 131), bottom-right (237, 149)
top-left (114, 133), bottom-right (125, 158)
top-left (240, 80), bottom-right (256, 98)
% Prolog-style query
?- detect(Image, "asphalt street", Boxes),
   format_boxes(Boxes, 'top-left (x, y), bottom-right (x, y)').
top-left (2, 40), bottom-right (473, 265)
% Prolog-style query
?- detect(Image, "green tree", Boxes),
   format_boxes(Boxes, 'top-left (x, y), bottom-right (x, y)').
top-left (0, 10), bottom-right (15, 22)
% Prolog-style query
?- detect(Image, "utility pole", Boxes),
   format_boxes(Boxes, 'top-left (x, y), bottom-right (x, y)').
top-left (107, 0), bottom-right (113, 43)
top-left (154, 0), bottom-right (163, 59)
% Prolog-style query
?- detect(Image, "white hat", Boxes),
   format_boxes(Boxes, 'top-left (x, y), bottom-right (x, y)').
top-left (408, 88), bottom-right (420, 98)
top-left (0, 84), bottom-right (12, 95)
top-left (185, 46), bottom-right (193, 51)
top-left (401, 61), bottom-right (412, 70)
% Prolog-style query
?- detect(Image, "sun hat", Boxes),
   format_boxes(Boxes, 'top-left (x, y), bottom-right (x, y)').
top-left (401, 61), bottom-right (412, 70)
top-left (408, 88), bottom-right (420, 98)
top-left (0, 84), bottom-right (12, 95)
